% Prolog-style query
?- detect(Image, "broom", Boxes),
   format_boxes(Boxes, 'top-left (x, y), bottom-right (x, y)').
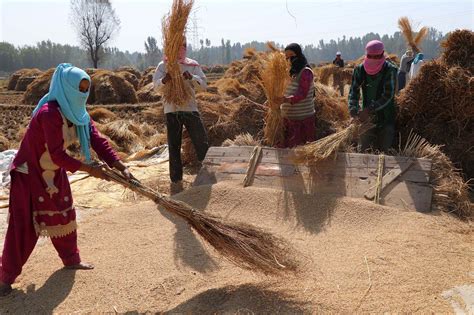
top-left (398, 17), bottom-right (428, 53)
top-left (161, 0), bottom-right (194, 106)
top-left (100, 165), bottom-right (298, 275)
top-left (293, 122), bottom-right (373, 164)
top-left (262, 42), bottom-right (291, 147)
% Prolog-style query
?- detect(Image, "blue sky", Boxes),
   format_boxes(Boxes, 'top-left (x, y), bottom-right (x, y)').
top-left (1, 0), bottom-right (473, 52)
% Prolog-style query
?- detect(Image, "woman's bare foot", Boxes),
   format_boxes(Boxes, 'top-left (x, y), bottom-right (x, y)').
top-left (0, 281), bottom-right (12, 297)
top-left (64, 262), bottom-right (94, 270)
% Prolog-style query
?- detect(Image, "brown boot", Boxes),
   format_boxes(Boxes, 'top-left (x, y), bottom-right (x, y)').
top-left (170, 181), bottom-right (184, 195)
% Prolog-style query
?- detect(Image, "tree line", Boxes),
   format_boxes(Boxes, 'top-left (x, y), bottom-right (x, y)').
top-left (0, 28), bottom-right (446, 74)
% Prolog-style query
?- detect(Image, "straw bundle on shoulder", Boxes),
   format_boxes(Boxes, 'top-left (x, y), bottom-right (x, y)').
top-left (161, 0), bottom-right (194, 106)
top-left (261, 43), bottom-right (290, 146)
top-left (101, 166), bottom-right (298, 274)
top-left (398, 17), bottom-right (428, 53)
top-left (293, 122), bottom-right (372, 164)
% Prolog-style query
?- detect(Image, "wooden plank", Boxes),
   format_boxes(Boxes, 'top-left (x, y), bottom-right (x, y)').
top-left (243, 146), bottom-right (263, 187)
top-left (364, 160), bottom-right (415, 200)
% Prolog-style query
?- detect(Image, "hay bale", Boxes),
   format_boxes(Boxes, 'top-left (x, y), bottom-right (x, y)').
top-left (85, 68), bottom-right (99, 76)
top-left (117, 71), bottom-right (139, 90)
top-left (146, 133), bottom-right (167, 149)
top-left (137, 83), bottom-right (162, 103)
top-left (314, 83), bottom-right (349, 123)
top-left (89, 107), bottom-right (117, 123)
top-left (138, 67), bottom-right (156, 90)
top-left (196, 92), bottom-right (222, 103)
top-left (397, 60), bottom-right (474, 179)
top-left (15, 76), bottom-right (37, 91)
top-left (229, 96), bottom-right (266, 137)
top-left (116, 66), bottom-right (141, 79)
top-left (142, 105), bottom-right (165, 125)
top-left (23, 68), bottom-right (55, 105)
top-left (0, 134), bottom-right (9, 151)
top-left (89, 70), bottom-right (138, 105)
top-left (207, 120), bottom-right (241, 147)
top-left (441, 29), bottom-right (474, 73)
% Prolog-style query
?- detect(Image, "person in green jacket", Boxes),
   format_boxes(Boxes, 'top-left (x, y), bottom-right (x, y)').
top-left (348, 40), bottom-right (398, 153)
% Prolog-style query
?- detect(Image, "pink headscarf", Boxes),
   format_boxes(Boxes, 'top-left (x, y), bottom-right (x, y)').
top-left (363, 40), bottom-right (386, 75)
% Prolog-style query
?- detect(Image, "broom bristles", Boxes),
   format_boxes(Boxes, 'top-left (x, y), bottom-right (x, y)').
top-left (261, 46), bottom-right (290, 146)
top-left (101, 166), bottom-right (298, 274)
top-left (161, 0), bottom-right (194, 106)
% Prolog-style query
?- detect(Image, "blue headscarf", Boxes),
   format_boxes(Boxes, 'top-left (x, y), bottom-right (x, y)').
top-left (413, 53), bottom-right (424, 64)
top-left (33, 63), bottom-right (92, 162)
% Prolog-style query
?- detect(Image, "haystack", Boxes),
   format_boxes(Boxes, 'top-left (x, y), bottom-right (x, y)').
top-left (397, 60), bottom-right (474, 179)
top-left (97, 119), bottom-right (144, 153)
top-left (138, 67), bottom-right (156, 90)
top-left (88, 107), bottom-right (117, 123)
top-left (229, 96), bottom-right (266, 137)
top-left (137, 83), bottom-right (162, 103)
top-left (23, 68), bottom-right (55, 105)
top-left (215, 78), bottom-right (249, 98)
top-left (8, 68), bottom-right (42, 91)
top-left (116, 66), bottom-right (142, 79)
top-left (0, 134), bottom-right (9, 151)
top-left (142, 104), bottom-right (165, 125)
top-left (441, 29), bottom-right (474, 73)
top-left (196, 91), bottom-right (222, 103)
top-left (88, 70), bottom-right (138, 104)
top-left (117, 71), bottom-right (140, 90)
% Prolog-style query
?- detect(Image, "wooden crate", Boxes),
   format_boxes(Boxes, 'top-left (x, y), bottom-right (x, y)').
top-left (194, 146), bottom-right (433, 213)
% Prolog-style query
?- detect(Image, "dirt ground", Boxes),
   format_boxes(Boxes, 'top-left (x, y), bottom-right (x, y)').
top-left (0, 179), bottom-right (472, 313)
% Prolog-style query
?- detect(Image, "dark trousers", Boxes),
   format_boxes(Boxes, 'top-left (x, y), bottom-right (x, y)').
top-left (166, 112), bottom-right (209, 183)
top-left (397, 71), bottom-right (407, 92)
top-left (360, 124), bottom-right (395, 153)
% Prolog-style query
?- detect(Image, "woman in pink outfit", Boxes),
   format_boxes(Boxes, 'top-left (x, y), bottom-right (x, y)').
top-left (0, 63), bottom-right (135, 296)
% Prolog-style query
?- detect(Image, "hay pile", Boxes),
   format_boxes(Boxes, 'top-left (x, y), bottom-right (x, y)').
top-left (88, 107), bottom-right (117, 123)
top-left (137, 83), bottom-right (162, 103)
top-left (399, 132), bottom-right (472, 218)
top-left (160, 0), bottom-right (194, 105)
top-left (398, 17), bottom-right (428, 53)
top-left (115, 66), bottom-right (142, 79)
top-left (215, 55), bottom-right (266, 103)
top-left (116, 71), bottom-right (139, 90)
top-left (23, 68), bottom-right (55, 105)
top-left (88, 70), bottom-right (138, 105)
top-left (7, 68), bottom-right (42, 91)
top-left (397, 60), bottom-right (473, 179)
top-left (97, 119), bottom-right (145, 153)
top-left (222, 133), bottom-right (259, 147)
top-left (138, 67), bottom-right (156, 90)
top-left (314, 83), bottom-right (349, 139)
top-left (441, 29), bottom-right (474, 73)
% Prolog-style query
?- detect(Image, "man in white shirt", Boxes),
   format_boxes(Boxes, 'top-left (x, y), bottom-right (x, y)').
top-left (153, 40), bottom-right (208, 192)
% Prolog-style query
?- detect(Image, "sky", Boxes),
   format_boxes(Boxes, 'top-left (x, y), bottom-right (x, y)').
top-left (0, 0), bottom-right (473, 52)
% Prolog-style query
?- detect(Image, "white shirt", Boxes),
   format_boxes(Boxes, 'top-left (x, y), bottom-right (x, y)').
top-left (153, 59), bottom-right (207, 114)
top-left (408, 59), bottom-right (423, 81)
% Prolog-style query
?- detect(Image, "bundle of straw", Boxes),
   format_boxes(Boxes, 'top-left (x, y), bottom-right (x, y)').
top-left (398, 17), bottom-right (428, 53)
top-left (101, 165), bottom-right (297, 274)
top-left (261, 43), bottom-right (290, 146)
top-left (399, 131), bottom-right (472, 219)
top-left (293, 122), bottom-right (372, 164)
top-left (161, 0), bottom-right (194, 106)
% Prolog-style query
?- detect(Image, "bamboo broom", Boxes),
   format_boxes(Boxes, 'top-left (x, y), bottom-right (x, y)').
top-left (161, 0), bottom-right (194, 106)
top-left (262, 42), bottom-right (291, 147)
top-left (293, 122), bottom-right (373, 164)
top-left (101, 165), bottom-right (298, 275)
